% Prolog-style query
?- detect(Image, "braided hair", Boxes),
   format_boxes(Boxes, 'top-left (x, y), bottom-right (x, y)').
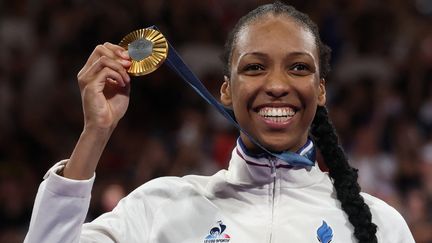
top-left (222, 2), bottom-right (378, 242)
top-left (311, 106), bottom-right (377, 242)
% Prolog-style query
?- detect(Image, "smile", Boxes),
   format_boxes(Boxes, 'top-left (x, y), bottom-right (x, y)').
top-left (258, 107), bottom-right (296, 123)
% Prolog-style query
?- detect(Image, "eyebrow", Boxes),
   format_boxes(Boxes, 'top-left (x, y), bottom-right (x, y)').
top-left (288, 51), bottom-right (315, 59)
top-left (239, 51), bottom-right (315, 60)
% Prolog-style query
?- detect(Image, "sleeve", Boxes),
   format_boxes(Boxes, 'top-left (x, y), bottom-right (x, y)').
top-left (78, 177), bottom-right (181, 243)
top-left (24, 161), bottom-right (159, 243)
top-left (24, 160), bottom-right (95, 243)
top-left (79, 187), bottom-right (154, 243)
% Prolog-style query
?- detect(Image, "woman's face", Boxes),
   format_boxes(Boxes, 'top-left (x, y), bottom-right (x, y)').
top-left (221, 15), bottom-right (326, 153)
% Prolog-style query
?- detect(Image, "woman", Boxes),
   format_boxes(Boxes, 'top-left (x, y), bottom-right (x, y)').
top-left (24, 2), bottom-right (414, 242)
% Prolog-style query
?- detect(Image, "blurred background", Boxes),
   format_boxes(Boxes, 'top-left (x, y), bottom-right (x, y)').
top-left (1, 0), bottom-right (432, 242)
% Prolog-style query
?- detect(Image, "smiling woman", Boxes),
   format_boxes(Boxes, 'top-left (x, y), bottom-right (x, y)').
top-left (220, 4), bottom-right (381, 242)
top-left (24, 2), bottom-right (414, 243)
top-left (220, 15), bottom-right (325, 153)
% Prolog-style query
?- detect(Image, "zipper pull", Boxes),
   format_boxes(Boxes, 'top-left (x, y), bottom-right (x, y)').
top-left (270, 157), bottom-right (277, 178)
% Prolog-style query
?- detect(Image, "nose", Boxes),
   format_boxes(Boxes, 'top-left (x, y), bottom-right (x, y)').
top-left (264, 71), bottom-right (290, 98)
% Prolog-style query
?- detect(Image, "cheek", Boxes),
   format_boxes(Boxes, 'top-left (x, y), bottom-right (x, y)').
top-left (229, 81), bottom-right (259, 124)
top-left (231, 89), bottom-right (247, 117)
top-left (298, 78), bottom-right (322, 105)
top-left (297, 82), bottom-right (319, 123)
top-left (230, 77), bottom-right (259, 107)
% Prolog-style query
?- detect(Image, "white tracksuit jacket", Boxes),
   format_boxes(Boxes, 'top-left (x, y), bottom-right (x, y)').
top-left (24, 142), bottom-right (414, 243)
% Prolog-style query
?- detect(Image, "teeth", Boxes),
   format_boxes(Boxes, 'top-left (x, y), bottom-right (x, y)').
top-left (258, 107), bottom-right (296, 122)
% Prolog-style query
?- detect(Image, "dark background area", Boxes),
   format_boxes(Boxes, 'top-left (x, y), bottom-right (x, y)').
top-left (1, 0), bottom-right (432, 242)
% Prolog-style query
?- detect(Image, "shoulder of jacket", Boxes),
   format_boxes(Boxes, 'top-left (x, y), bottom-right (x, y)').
top-left (131, 176), bottom-right (197, 198)
top-left (128, 171), bottom-right (224, 200)
top-left (361, 192), bottom-right (403, 219)
top-left (361, 192), bottom-right (413, 241)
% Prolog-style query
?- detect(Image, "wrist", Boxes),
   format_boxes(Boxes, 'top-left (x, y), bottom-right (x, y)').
top-left (64, 126), bottom-right (114, 180)
top-left (83, 122), bottom-right (116, 137)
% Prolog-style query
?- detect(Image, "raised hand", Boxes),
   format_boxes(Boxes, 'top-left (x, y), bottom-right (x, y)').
top-left (64, 43), bottom-right (132, 180)
top-left (77, 42), bottom-right (132, 131)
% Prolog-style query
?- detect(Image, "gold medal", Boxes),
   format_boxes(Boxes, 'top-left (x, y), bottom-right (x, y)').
top-left (119, 28), bottom-right (168, 76)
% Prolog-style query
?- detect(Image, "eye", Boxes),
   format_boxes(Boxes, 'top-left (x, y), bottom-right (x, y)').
top-left (243, 63), bottom-right (265, 75)
top-left (292, 63), bottom-right (308, 71)
top-left (290, 63), bottom-right (312, 76)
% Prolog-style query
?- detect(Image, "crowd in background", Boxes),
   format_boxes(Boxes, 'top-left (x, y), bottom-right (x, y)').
top-left (1, 0), bottom-right (432, 242)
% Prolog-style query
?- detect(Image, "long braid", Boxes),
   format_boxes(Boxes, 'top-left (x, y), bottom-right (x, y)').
top-left (311, 106), bottom-right (378, 243)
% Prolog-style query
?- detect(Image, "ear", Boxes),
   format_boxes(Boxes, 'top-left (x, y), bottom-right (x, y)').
top-left (317, 78), bottom-right (326, 106)
top-left (220, 76), bottom-right (232, 107)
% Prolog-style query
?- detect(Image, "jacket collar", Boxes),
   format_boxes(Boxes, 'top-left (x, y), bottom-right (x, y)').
top-left (225, 139), bottom-right (326, 188)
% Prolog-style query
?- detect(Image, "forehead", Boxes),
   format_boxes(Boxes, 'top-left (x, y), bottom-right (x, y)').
top-left (234, 15), bottom-right (318, 58)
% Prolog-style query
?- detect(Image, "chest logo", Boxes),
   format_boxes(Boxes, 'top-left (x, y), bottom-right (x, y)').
top-left (317, 221), bottom-right (333, 243)
top-left (203, 220), bottom-right (231, 243)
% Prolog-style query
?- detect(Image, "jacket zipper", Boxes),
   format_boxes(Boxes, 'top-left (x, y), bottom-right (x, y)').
top-left (269, 157), bottom-right (277, 243)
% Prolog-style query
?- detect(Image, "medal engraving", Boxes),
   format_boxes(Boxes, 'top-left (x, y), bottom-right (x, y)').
top-left (128, 38), bottom-right (154, 61)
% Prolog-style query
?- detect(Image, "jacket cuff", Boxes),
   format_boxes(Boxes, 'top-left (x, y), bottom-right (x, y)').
top-left (43, 160), bottom-right (95, 198)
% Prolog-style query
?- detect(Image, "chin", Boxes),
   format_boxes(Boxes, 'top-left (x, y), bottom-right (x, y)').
top-left (241, 132), bottom-right (305, 153)
top-left (258, 134), bottom-right (305, 153)
top-left (261, 140), bottom-right (295, 153)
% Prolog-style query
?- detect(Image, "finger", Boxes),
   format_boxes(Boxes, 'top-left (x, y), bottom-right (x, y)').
top-left (106, 77), bottom-right (131, 96)
top-left (94, 56), bottom-right (130, 83)
top-left (78, 45), bottom-right (112, 77)
top-left (102, 42), bottom-right (130, 60)
top-left (79, 65), bottom-right (126, 92)
top-left (79, 43), bottom-right (128, 77)
top-left (106, 78), bottom-right (122, 87)
top-left (96, 67), bottom-right (126, 88)
top-left (84, 56), bottom-right (130, 86)
top-left (106, 77), bottom-right (131, 90)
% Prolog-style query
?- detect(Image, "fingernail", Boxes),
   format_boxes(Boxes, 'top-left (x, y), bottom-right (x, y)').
top-left (121, 59), bottom-right (131, 65)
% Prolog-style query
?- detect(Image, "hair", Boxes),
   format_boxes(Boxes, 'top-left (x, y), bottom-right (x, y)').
top-left (222, 1), bottom-right (331, 79)
top-left (222, 2), bottom-right (378, 242)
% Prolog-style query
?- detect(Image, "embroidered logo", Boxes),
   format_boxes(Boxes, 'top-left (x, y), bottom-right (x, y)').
top-left (203, 220), bottom-right (231, 243)
top-left (317, 221), bottom-right (333, 243)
